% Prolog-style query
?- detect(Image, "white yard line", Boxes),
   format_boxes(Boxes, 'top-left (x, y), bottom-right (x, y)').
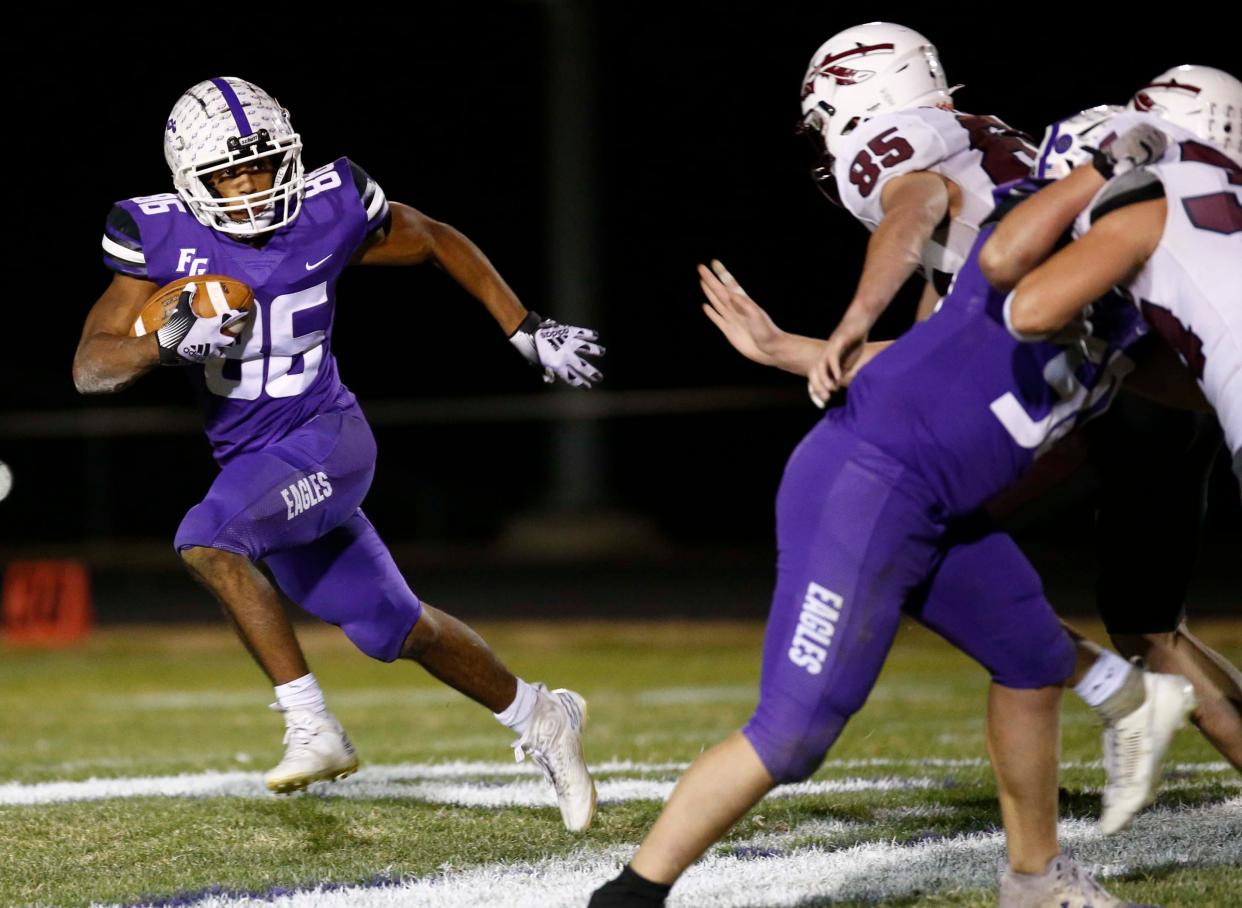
top-left (0, 766), bottom-right (938, 808)
top-left (3, 758), bottom-right (1233, 807)
top-left (124, 797), bottom-right (1242, 907)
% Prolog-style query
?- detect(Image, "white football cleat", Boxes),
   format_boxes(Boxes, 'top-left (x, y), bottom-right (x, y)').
top-left (999, 852), bottom-right (1153, 907)
top-left (264, 705), bottom-right (359, 794)
top-left (1099, 672), bottom-right (1196, 835)
top-left (512, 684), bottom-right (597, 832)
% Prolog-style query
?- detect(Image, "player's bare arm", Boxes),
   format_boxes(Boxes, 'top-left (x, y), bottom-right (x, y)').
top-left (979, 166), bottom-right (1105, 291)
top-left (982, 120), bottom-right (1173, 293)
top-left (358, 200), bottom-right (603, 386)
top-left (914, 279), bottom-right (941, 321)
top-left (1006, 199), bottom-right (1164, 339)
top-left (813, 170), bottom-right (951, 397)
top-left (357, 201), bottom-right (526, 335)
top-left (72, 274), bottom-right (160, 394)
top-left (699, 260), bottom-right (890, 386)
top-left (699, 260), bottom-right (821, 375)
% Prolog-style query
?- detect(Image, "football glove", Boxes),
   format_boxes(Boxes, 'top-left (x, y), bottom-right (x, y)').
top-left (1089, 123), bottom-right (1168, 180)
top-left (155, 282), bottom-right (250, 365)
top-left (508, 311), bottom-right (604, 388)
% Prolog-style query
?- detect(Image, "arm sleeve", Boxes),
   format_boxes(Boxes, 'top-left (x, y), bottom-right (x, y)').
top-left (101, 204), bottom-right (148, 278)
top-left (347, 160), bottom-right (392, 240)
top-left (834, 112), bottom-right (952, 226)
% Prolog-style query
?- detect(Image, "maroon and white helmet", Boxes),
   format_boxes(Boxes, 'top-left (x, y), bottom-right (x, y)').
top-left (1128, 65), bottom-right (1242, 165)
top-left (799, 22), bottom-right (955, 163)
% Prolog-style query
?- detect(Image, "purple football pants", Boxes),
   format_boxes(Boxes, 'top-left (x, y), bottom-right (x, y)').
top-left (174, 404), bottom-right (422, 662)
top-left (742, 414), bottom-right (1075, 783)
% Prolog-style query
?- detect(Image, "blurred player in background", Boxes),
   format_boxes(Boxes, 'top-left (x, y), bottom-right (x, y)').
top-left (996, 66), bottom-right (1242, 768)
top-left (592, 27), bottom-right (1214, 907)
top-left (73, 77), bottom-right (601, 831)
top-left (777, 25), bottom-right (1241, 766)
top-left (790, 20), bottom-right (1213, 835)
top-left (592, 141), bottom-right (1193, 907)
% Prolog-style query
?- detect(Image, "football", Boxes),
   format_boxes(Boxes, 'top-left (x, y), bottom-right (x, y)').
top-left (130, 274), bottom-right (255, 337)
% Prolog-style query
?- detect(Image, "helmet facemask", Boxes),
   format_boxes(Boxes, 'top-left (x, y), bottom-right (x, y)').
top-left (165, 77), bottom-right (307, 237)
top-left (796, 103), bottom-right (844, 206)
top-left (175, 130), bottom-right (304, 236)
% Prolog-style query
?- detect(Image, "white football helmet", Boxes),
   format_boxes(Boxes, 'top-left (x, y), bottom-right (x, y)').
top-left (799, 22), bottom-right (955, 165)
top-left (1032, 105), bottom-right (1125, 180)
top-left (164, 77), bottom-right (305, 236)
top-left (1128, 65), bottom-right (1242, 165)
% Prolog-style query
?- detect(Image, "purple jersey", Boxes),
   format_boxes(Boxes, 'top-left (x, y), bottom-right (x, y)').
top-left (842, 223), bottom-right (1147, 516)
top-left (101, 159), bottom-right (391, 463)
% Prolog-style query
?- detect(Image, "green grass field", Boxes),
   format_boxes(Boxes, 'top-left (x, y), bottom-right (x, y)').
top-left (1, 619), bottom-right (1239, 907)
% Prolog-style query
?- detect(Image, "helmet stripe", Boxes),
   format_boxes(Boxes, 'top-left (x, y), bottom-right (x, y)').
top-left (816, 42), bottom-right (895, 67)
top-left (1034, 122), bottom-right (1061, 180)
top-left (210, 77), bottom-right (254, 136)
top-left (1138, 80), bottom-right (1202, 95)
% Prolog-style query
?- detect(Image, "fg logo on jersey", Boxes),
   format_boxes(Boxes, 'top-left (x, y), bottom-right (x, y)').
top-left (177, 248), bottom-right (209, 275)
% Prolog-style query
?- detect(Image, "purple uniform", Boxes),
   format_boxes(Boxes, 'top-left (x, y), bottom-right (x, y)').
top-left (101, 161), bottom-right (422, 662)
top-left (743, 221), bottom-right (1147, 783)
top-left (104, 158), bottom-right (388, 463)
top-left (844, 229), bottom-right (1145, 516)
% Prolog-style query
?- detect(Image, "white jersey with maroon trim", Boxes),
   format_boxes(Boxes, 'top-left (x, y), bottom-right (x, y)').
top-left (831, 107), bottom-right (1035, 295)
top-left (1078, 159), bottom-right (1242, 457)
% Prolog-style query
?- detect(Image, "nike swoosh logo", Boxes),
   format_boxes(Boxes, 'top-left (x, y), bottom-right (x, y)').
top-left (305, 254), bottom-right (333, 271)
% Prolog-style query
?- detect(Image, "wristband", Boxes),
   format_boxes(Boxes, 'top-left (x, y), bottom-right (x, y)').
top-left (508, 310), bottom-right (544, 365)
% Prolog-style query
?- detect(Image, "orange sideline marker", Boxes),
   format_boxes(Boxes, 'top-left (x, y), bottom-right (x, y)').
top-left (2, 560), bottom-right (94, 646)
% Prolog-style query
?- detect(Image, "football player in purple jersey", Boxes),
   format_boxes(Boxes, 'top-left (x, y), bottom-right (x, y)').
top-left (799, 25), bottom-right (1237, 779)
top-left (73, 76), bottom-right (600, 831)
top-left (589, 152), bottom-right (1199, 906)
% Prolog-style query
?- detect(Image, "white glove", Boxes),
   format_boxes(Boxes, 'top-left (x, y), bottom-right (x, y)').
top-left (1091, 123), bottom-right (1168, 179)
top-left (156, 282), bottom-right (250, 365)
top-left (509, 311), bottom-right (604, 388)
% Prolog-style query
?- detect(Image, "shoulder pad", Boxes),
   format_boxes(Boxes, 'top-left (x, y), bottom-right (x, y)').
top-left (101, 204), bottom-right (148, 278)
top-left (1176, 138), bottom-right (1242, 173)
top-left (303, 160), bottom-right (349, 201)
top-left (833, 112), bottom-right (952, 223)
top-left (345, 158), bottom-right (391, 238)
top-left (889, 107), bottom-right (975, 155)
top-left (1091, 169), bottom-right (1165, 224)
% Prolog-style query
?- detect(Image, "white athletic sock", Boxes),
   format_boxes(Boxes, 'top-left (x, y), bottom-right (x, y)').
top-left (1073, 651), bottom-right (1134, 709)
top-left (494, 678), bottom-right (539, 735)
top-left (274, 672), bottom-right (328, 715)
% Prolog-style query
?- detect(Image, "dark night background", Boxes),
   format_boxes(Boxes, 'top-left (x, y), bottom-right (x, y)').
top-left (2, 5), bottom-right (1238, 620)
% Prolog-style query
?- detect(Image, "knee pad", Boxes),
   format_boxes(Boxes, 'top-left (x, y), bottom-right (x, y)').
top-left (175, 500), bottom-right (259, 559)
top-left (264, 512), bottom-right (422, 664)
top-left (286, 560), bottom-right (422, 663)
top-left (743, 708), bottom-right (848, 784)
top-left (988, 619), bottom-right (1076, 690)
top-left (333, 591), bottom-right (422, 663)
